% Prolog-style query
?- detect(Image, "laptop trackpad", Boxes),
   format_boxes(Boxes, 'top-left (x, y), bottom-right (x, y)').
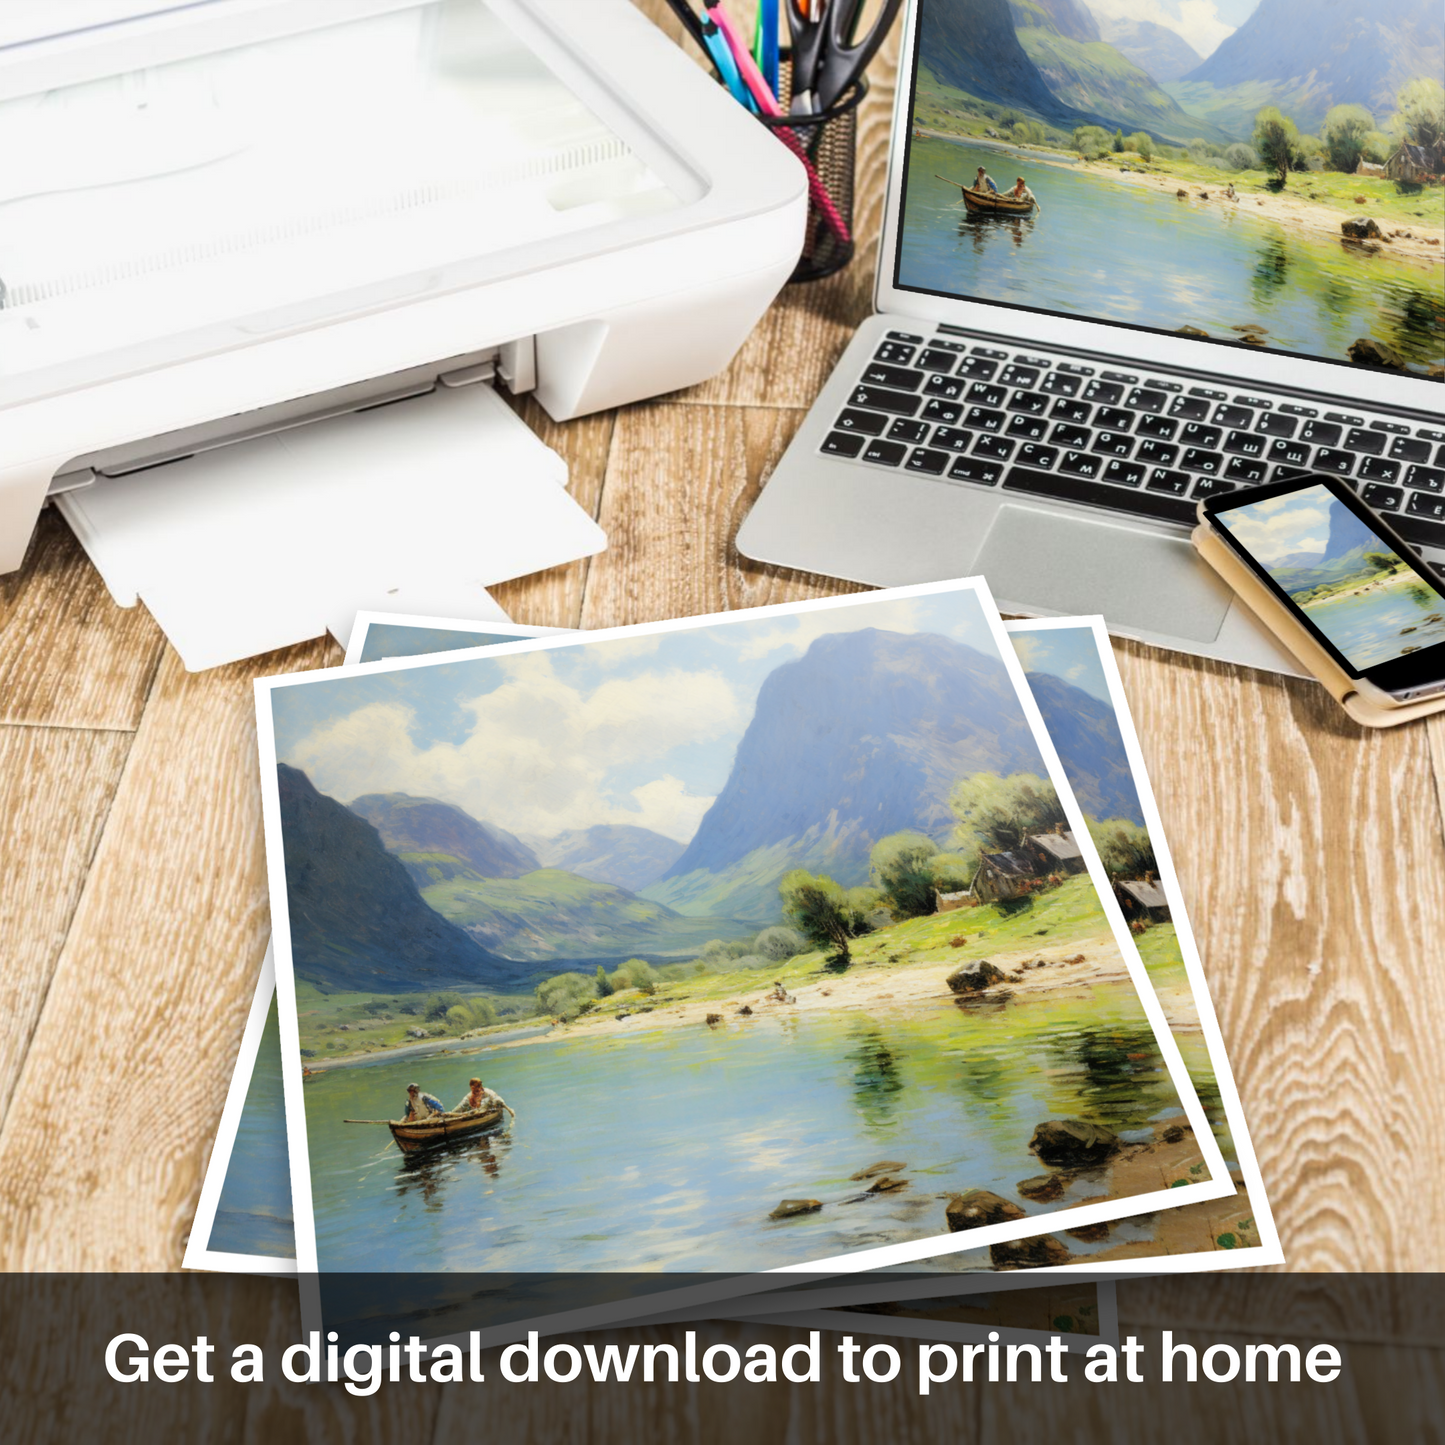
top-left (975, 505), bottom-right (1233, 643)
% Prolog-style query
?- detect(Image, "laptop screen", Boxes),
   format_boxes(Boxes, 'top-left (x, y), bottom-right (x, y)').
top-left (891, 0), bottom-right (1444, 377)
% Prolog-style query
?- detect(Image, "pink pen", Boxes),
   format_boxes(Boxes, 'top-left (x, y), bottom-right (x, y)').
top-left (706, 1), bottom-right (853, 248)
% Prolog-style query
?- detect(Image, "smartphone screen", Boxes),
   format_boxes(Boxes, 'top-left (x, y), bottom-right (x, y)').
top-left (1204, 475), bottom-right (1445, 696)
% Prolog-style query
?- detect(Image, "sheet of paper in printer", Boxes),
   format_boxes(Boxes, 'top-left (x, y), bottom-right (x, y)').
top-left (56, 382), bottom-right (604, 670)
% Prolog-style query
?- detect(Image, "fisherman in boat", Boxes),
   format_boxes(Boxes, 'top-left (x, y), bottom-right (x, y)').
top-left (974, 165), bottom-right (999, 195)
top-left (1009, 176), bottom-right (1036, 207)
top-left (403, 1082), bottom-right (444, 1121)
top-left (454, 1075), bottom-right (517, 1124)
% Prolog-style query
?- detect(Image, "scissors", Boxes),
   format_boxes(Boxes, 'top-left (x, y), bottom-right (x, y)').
top-left (786, 0), bottom-right (903, 114)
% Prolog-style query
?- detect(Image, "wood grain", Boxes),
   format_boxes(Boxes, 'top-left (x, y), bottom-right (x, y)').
top-left (0, 725), bottom-right (133, 1123)
top-left (0, 509), bottom-right (165, 730)
top-left (0, 640), bottom-right (335, 1270)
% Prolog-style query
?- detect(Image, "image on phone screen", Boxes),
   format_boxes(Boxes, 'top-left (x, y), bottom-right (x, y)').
top-left (1212, 482), bottom-right (1445, 674)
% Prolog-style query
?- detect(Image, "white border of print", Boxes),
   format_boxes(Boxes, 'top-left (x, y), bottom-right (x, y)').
top-left (342, 612), bottom-right (571, 666)
top-left (182, 943), bottom-right (295, 1278)
top-left (254, 578), bottom-right (1232, 1341)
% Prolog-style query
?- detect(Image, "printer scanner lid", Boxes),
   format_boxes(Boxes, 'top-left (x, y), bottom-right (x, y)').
top-left (0, 0), bottom-right (793, 413)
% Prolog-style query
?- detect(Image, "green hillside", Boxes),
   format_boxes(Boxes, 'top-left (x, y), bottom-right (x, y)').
top-left (398, 851), bottom-right (484, 889)
top-left (422, 868), bottom-right (754, 962)
top-left (1269, 544), bottom-right (1380, 596)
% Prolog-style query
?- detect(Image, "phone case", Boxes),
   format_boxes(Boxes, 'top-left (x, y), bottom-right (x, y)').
top-left (1192, 523), bottom-right (1445, 729)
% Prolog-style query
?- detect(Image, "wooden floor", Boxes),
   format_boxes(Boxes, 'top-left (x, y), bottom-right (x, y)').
top-left (2, 5), bottom-right (1443, 1440)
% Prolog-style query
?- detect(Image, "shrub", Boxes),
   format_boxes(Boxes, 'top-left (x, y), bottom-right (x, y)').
top-left (424, 991), bottom-right (465, 1022)
top-left (929, 851), bottom-right (976, 894)
top-left (1224, 142), bottom-right (1258, 170)
top-left (1323, 104), bottom-right (1375, 173)
top-left (536, 971), bottom-right (597, 1021)
top-left (611, 958), bottom-right (658, 994)
top-left (1127, 132), bottom-right (1154, 160)
top-left (755, 925), bottom-right (809, 961)
top-left (870, 831), bottom-right (942, 919)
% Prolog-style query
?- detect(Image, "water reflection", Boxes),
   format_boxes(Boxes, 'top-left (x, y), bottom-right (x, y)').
top-left (846, 1024), bottom-right (905, 1128)
top-left (393, 1127), bottom-right (512, 1212)
top-left (958, 213), bottom-right (1034, 255)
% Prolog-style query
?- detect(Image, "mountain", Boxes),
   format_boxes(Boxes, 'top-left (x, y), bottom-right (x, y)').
top-left (1273, 549), bottom-right (1326, 569)
top-left (1010, 0), bottom-right (1230, 142)
top-left (275, 765), bottom-right (520, 992)
top-left (1093, 14), bottom-right (1202, 83)
top-left (421, 868), bottom-right (753, 963)
top-left (532, 824), bottom-right (685, 893)
top-left (1322, 497), bottom-right (1380, 561)
top-left (1266, 499), bottom-right (1391, 593)
top-left (1023, 672), bottom-right (1143, 824)
top-left (347, 793), bottom-right (539, 878)
top-left (643, 629), bottom-right (1047, 922)
top-left (920, 0), bottom-right (1078, 121)
top-left (1167, 0), bottom-right (1442, 137)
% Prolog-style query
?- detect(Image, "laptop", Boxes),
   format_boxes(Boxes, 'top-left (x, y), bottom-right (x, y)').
top-left (737, 0), bottom-right (1445, 674)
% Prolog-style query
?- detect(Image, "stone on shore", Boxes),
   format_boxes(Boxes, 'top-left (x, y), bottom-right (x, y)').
top-left (1030, 1119), bottom-right (1122, 1167)
top-left (1341, 215), bottom-right (1382, 240)
top-left (990, 1236), bottom-right (1072, 1269)
top-left (946, 960), bottom-right (1005, 994)
top-left (1348, 337), bottom-right (1406, 371)
top-left (867, 1175), bottom-right (909, 1194)
top-left (945, 1189), bottom-right (1026, 1233)
top-left (1017, 1174), bottom-right (1065, 1203)
top-left (770, 1199), bottom-right (822, 1220)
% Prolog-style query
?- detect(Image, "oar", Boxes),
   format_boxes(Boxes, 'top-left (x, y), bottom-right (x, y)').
top-left (344, 1118), bottom-right (398, 1125)
top-left (935, 173), bottom-right (973, 193)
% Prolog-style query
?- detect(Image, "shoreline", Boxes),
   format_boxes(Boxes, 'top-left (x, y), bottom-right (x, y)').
top-left (1303, 569), bottom-right (1436, 608)
top-left (917, 127), bottom-right (1445, 271)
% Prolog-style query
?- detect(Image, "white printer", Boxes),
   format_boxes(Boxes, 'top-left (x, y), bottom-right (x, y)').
top-left (0, 0), bottom-right (806, 665)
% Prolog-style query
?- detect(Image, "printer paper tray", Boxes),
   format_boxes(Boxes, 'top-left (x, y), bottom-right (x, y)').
top-left (57, 384), bottom-right (604, 670)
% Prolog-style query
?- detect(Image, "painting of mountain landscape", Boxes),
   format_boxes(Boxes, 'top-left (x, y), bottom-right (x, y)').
top-left (264, 586), bottom-right (1220, 1281)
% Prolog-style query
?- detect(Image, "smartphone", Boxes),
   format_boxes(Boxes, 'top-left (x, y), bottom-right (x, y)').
top-left (1199, 474), bottom-right (1445, 707)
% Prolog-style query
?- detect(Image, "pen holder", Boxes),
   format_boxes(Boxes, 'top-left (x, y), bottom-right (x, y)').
top-left (759, 73), bottom-right (867, 284)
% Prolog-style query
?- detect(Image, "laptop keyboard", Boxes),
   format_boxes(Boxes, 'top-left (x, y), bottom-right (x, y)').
top-left (822, 330), bottom-right (1445, 555)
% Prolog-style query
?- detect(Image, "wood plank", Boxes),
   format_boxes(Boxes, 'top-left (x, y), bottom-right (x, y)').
top-left (579, 404), bottom-right (867, 629)
top-left (489, 397), bottom-right (615, 630)
top-left (1108, 639), bottom-right (1445, 1271)
top-left (0, 508), bottom-right (165, 730)
top-left (0, 725), bottom-right (133, 1124)
top-left (0, 638), bottom-right (336, 1270)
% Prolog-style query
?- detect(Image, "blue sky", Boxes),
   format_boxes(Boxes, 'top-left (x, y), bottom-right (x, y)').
top-left (1009, 625), bottom-right (1111, 705)
top-left (270, 591), bottom-right (1006, 846)
top-left (1216, 484), bottom-right (1336, 566)
top-left (1082, 0), bottom-right (1256, 58)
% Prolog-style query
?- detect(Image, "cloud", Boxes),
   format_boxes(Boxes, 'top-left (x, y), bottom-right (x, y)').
top-left (284, 655), bottom-right (745, 842)
top-left (721, 600), bottom-right (928, 662)
top-left (1010, 634), bottom-right (1046, 671)
top-left (1086, 0), bottom-right (1237, 58)
top-left (1220, 504), bottom-right (1330, 562)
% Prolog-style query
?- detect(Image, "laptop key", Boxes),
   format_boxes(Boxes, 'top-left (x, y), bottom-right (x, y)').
top-left (1182, 448), bottom-right (1224, 474)
top-left (887, 418), bottom-right (932, 444)
top-left (835, 408), bottom-right (890, 436)
top-left (1314, 448), bottom-right (1355, 476)
top-left (1225, 456), bottom-right (1268, 483)
top-left (1395, 514), bottom-right (1445, 551)
top-left (1215, 404), bottom-right (1254, 429)
top-left (1257, 413), bottom-right (1298, 438)
top-left (860, 438), bottom-right (908, 467)
top-left (1389, 436), bottom-right (1432, 464)
top-left (1180, 423), bottom-right (1223, 449)
top-left (1017, 444), bottom-right (1059, 469)
top-left (1223, 430), bottom-right (1266, 458)
top-left (1083, 379), bottom-right (1124, 405)
top-left (850, 384), bottom-right (921, 417)
top-left (922, 398), bottom-right (963, 424)
top-left (886, 330), bottom-right (924, 343)
top-left (1126, 388), bottom-right (1167, 413)
top-left (1137, 440), bottom-right (1179, 467)
top-left (948, 457), bottom-right (1004, 485)
top-left (1300, 420), bottom-right (1341, 446)
top-left (998, 364), bottom-right (1040, 389)
top-left (1050, 398), bottom-right (1092, 424)
top-left (1192, 477), bottom-right (1235, 499)
top-left (1004, 466), bottom-right (1197, 524)
top-left (1095, 406), bottom-right (1134, 432)
top-left (1169, 395), bottom-right (1212, 421)
top-left (874, 342), bottom-right (917, 365)
top-left (906, 448), bottom-right (951, 476)
top-left (916, 348), bottom-right (961, 373)
top-left (1006, 415), bottom-right (1048, 441)
top-left (1136, 414), bottom-right (1179, 440)
top-left (1060, 451), bottom-right (1103, 478)
top-left (1103, 459), bottom-right (1146, 487)
top-left (965, 406), bottom-right (1006, 432)
top-left (957, 356), bottom-right (1000, 380)
top-left (863, 362), bottom-right (925, 389)
top-left (1407, 491), bottom-right (1445, 522)
top-left (967, 382), bottom-right (1008, 407)
top-left (1268, 437), bottom-right (1311, 468)
top-left (1092, 432), bottom-right (1135, 458)
top-left (1359, 457), bottom-right (1400, 484)
top-left (821, 431), bottom-right (865, 458)
top-left (1361, 483), bottom-right (1402, 511)
top-left (1051, 423), bottom-right (1091, 449)
top-left (1406, 465), bottom-right (1445, 493)
top-left (1008, 390), bottom-right (1050, 415)
top-left (973, 435), bottom-right (1015, 462)
top-left (930, 427), bottom-right (975, 452)
top-left (1040, 372), bottom-right (1081, 397)
top-left (923, 374), bottom-right (966, 400)
top-left (1147, 469), bottom-right (1191, 495)
top-left (1345, 427), bottom-right (1385, 456)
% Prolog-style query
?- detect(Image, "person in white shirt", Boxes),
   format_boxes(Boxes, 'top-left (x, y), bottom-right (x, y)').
top-left (454, 1076), bottom-right (516, 1123)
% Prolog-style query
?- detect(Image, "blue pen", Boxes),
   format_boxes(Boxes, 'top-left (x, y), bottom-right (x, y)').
top-left (758, 0), bottom-right (779, 98)
top-left (700, 14), bottom-right (755, 111)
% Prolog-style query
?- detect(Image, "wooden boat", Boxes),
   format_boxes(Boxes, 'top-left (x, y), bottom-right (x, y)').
top-left (958, 185), bottom-right (1035, 216)
top-left (385, 1104), bottom-right (505, 1154)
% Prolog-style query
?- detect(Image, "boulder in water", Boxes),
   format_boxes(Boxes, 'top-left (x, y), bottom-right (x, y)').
top-left (990, 1235), bottom-right (1072, 1268)
top-left (769, 1199), bottom-right (822, 1219)
top-left (1030, 1119), bottom-right (1122, 1167)
top-left (867, 1175), bottom-right (909, 1194)
top-left (945, 1189), bottom-right (1026, 1232)
top-left (851, 1160), bottom-right (908, 1180)
top-left (1348, 337), bottom-right (1406, 370)
top-left (1017, 1174), bottom-right (1065, 1202)
top-left (946, 960), bottom-right (1006, 994)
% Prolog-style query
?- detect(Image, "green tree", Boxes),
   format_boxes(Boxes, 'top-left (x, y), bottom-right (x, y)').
top-left (611, 958), bottom-right (658, 994)
top-left (780, 870), bottom-right (858, 966)
top-left (1322, 104), bottom-right (1375, 173)
top-left (1224, 142), bottom-right (1258, 170)
top-left (1253, 107), bottom-right (1300, 184)
top-left (424, 990), bottom-right (465, 1022)
top-left (869, 831), bottom-right (942, 918)
top-left (755, 925), bottom-right (808, 961)
top-left (1363, 550), bottom-right (1399, 573)
top-left (1072, 124), bottom-right (1112, 159)
top-left (1086, 818), bottom-right (1157, 879)
top-left (1391, 77), bottom-right (1445, 152)
top-left (1112, 128), bottom-right (1125, 153)
top-left (928, 850), bottom-right (977, 894)
top-left (949, 772), bottom-right (1068, 853)
top-left (1127, 131), bottom-right (1155, 160)
top-left (536, 972), bottom-right (596, 1021)
top-left (594, 964), bottom-right (614, 997)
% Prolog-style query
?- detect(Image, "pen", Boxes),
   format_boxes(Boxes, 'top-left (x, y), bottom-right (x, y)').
top-left (754, 0), bottom-right (780, 99)
top-left (699, 11), bottom-right (757, 109)
top-left (661, 0), bottom-right (707, 51)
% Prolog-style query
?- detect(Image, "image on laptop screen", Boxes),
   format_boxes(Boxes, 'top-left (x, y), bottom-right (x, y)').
top-left (893, 0), bottom-right (1444, 375)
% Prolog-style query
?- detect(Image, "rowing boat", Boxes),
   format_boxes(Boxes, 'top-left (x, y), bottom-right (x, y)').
top-left (958, 186), bottom-right (1035, 215)
top-left (344, 1104), bottom-right (507, 1154)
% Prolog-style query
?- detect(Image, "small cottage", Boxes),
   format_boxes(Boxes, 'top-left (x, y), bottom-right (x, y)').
top-left (1028, 831), bottom-right (1085, 876)
top-left (1115, 877), bottom-right (1170, 924)
top-left (1384, 143), bottom-right (1440, 183)
top-left (935, 888), bottom-right (971, 913)
top-left (972, 848), bottom-right (1037, 902)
